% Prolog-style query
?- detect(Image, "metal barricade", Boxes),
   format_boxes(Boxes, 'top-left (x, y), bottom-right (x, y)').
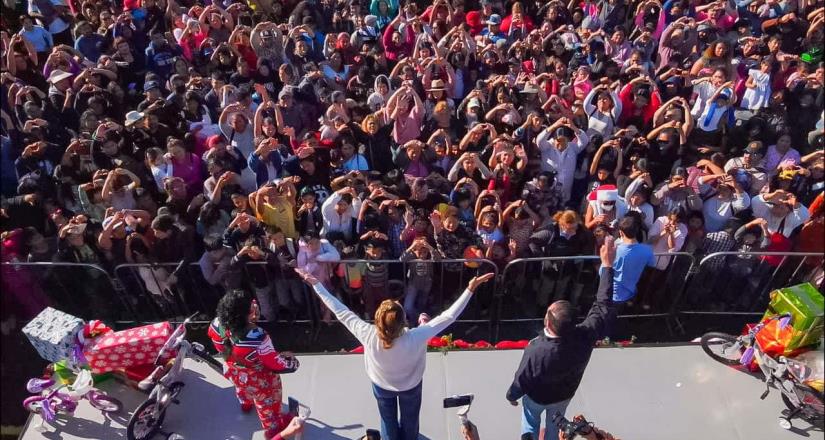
top-left (327, 258), bottom-right (498, 321)
top-left (1, 262), bottom-right (128, 323)
top-left (495, 253), bottom-right (695, 341)
top-left (674, 251), bottom-right (824, 317)
top-left (114, 262), bottom-right (222, 325)
top-left (113, 258), bottom-right (498, 337)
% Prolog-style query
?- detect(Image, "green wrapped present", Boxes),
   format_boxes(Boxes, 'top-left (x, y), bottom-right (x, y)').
top-left (763, 283), bottom-right (824, 350)
top-left (52, 360), bottom-right (114, 386)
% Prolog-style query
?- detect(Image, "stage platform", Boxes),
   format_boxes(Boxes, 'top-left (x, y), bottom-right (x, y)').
top-left (21, 345), bottom-right (820, 440)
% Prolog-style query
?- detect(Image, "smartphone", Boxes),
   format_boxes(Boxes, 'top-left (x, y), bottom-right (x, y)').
top-left (443, 394), bottom-right (473, 408)
top-left (288, 396), bottom-right (311, 420)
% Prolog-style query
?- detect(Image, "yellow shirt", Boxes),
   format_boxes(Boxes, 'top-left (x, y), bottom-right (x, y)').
top-left (259, 199), bottom-right (297, 239)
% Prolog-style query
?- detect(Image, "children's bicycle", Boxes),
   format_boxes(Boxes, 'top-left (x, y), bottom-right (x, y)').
top-left (700, 314), bottom-right (824, 430)
top-left (126, 313), bottom-right (224, 440)
top-left (23, 369), bottom-right (122, 430)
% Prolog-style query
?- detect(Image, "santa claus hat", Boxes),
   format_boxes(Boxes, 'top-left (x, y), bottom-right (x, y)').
top-left (587, 184), bottom-right (618, 202)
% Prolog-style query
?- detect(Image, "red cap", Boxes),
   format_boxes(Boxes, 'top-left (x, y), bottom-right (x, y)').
top-left (206, 135), bottom-right (225, 149)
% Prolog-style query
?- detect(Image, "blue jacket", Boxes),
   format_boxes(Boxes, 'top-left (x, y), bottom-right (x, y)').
top-left (247, 150), bottom-right (283, 188)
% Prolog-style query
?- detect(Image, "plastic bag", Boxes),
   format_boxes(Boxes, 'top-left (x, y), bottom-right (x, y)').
top-left (791, 350), bottom-right (825, 393)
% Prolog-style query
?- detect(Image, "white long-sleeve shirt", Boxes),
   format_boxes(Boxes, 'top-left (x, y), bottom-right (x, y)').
top-left (583, 88), bottom-right (622, 137)
top-left (310, 283), bottom-right (473, 391)
top-left (536, 128), bottom-right (589, 203)
top-left (321, 192), bottom-right (361, 241)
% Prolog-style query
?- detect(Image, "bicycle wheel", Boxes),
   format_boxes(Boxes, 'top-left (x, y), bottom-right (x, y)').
top-left (191, 346), bottom-right (224, 375)
top-left (783, 385), bottom-right (825, 427)
top-left (87, 390), bottom-right (123, 413)
top-left (700, 332), bottom-right (743, 366)
top-left (127, 398), bottom-right (166, 440)
top-left (23, 397), bottom-right (47, 414)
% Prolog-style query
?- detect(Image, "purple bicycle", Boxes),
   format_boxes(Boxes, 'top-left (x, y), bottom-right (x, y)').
top-left (23, 369), bottom-right (122, 430)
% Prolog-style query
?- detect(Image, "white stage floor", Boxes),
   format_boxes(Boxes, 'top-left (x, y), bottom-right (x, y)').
top-left (21, 345), bottom-right (820, 440)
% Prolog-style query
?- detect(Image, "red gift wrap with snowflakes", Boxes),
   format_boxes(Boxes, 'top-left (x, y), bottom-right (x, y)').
top-left (83, 322), bottom-right (174, 374)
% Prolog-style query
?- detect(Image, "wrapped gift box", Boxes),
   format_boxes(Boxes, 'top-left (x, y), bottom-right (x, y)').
top-left (763, 283), bottom-right (824, 351)
top-left (83, 322), bottom-right (173, 374)
top-left (22, 307), bottom-right (85, 364)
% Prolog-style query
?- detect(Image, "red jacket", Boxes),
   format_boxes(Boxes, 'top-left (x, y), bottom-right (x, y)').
top-left (208, 318), bottom-right (296, 372)
top-left (618, 83), bottom-right (661, 127)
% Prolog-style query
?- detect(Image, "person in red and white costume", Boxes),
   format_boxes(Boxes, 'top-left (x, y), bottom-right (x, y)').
top-left (208, 289), bottom-right (302, 440)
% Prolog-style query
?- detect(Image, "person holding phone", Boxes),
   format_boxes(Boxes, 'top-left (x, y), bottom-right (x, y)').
top-left (295, 268), bottom-right (494, 440)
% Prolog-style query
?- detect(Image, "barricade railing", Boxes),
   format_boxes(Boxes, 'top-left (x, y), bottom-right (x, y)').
top-left (13, 252), bottom-right (818, 343)
top-left (0, 262), bottom-right (129, 323)
top-left (495, 253), bottom-right (695, 341)
top-left (112, 258), bottom-right (498, 338)
top-left (672, 251), bottom-right (823, 318)
top-left (327, 258), bottom-right (499, 338)
top-left (114, 262), bottom-right (224, 325)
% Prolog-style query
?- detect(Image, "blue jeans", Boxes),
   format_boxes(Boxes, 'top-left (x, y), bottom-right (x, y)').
top-left (521, 395), bottom-right (571, 440)
top-left (371, 381), bottom-right (422, 440)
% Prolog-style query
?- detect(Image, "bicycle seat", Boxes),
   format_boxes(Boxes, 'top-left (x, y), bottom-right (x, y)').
top-left (66, 370), bottom-right (94, 398)
top-left (26, 378), bottom-right (55, 393)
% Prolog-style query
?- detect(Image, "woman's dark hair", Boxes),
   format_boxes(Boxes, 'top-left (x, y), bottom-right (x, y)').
top-left (203, 235), bottom-right (224, 251)
top-left (184, 91), bottom-right (202, 104)
top-left (199, 201), bottom-right (221, 226)
top-left (151, 214), bottom-right (175, 232)
top-left (215, 289), bottom-right (254, 359)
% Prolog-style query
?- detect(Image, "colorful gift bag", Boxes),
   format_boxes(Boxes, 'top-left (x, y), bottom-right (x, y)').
top-left (22, 307), bottom-right (85, 364)
top-left (755, 319), bottom-right (795, 357)
top-left (83, 322), bottom-right (173, 374)
top-left (763, 283), bottom-right (824, 351)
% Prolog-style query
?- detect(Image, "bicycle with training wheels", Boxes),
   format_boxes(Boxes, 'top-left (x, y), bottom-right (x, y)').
top-left (24, 368), bottom-right (122, 431)
top-left (700, 313), bottom-right (824, 430)
top-left (127, 313), bottom-right (224, 440)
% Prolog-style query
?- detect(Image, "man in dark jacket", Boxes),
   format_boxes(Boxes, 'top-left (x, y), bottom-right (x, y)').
top-left (506, 236), bottom-right (618, 440)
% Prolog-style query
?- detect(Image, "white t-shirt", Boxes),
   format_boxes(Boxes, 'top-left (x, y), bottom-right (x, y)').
top-left (690, 81), bottom-right (715, 119)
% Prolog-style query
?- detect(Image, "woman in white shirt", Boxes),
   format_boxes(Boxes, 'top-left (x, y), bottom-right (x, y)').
top-left (295, 268), bottom-right (494, 440)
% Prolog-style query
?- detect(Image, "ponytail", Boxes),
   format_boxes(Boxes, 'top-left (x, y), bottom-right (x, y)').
top-left (375, 300), bottom-right (406, 349)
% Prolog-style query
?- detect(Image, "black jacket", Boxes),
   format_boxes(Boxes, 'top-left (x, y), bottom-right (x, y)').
top-left (506, 267), bottom-right (616, 405)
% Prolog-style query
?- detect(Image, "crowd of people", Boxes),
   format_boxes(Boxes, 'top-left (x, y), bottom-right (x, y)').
top-left (2, 0), bottom-right (823, 324)
top-left (0, 0), bottom-right (824, 436)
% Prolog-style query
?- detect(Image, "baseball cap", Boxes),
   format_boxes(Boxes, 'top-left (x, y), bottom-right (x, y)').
top-left (487, 14), bottom-right (501, 25)
top-left (144, 81), bottom-right (160, 92)
top-left (124, 111), bottom-right (145, 127)
top-left (744, 141), bottom-right (763, 155)
top-left (554, 127), bottom-right (574, 139)
top-left (47, 69), bottom-right (72, 83)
